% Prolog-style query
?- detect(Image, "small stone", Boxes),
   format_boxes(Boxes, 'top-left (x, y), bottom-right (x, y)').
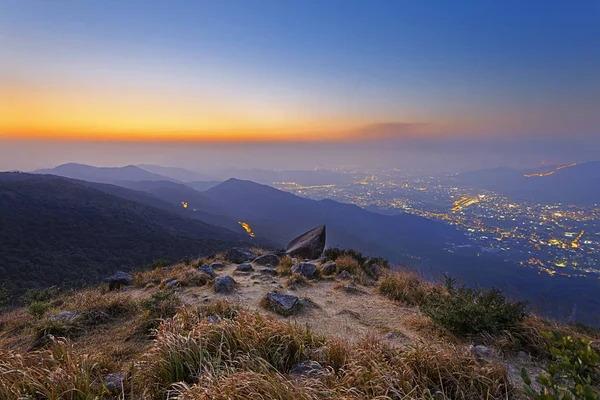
top-left (210, 261), bottom-right (226, 270)
top-left (291, 262), bottom-right (318, 279)
top-left (289, 360), bottom-right (329, 378)
top-left (223, 248), bottom-right (254, 264)
top-left (470, 345), bottom-right (494, 364)
top-left (321, 261), bottom-right (337, 275)
top-left (166, 279), bottom-right (179, 289)
top-left (264, 291), bottom-right (301, 316)
top-left (198, 264), bottom-right (217, 279)
top-left (337, 283), bottom-right (363, 295)
top-left (253, 254), bottom-right (281, 267)
top-left (102, 372), bottom-right (125, 392)
top-left (49, 311), bottom-right (78, 322)
top-left (104, 271), bottom-right (133, 290)
top-left (162, 267), bottom-right (172, 271)
top-left (337, 270), bottom-right (352, 280)
top-left (516, 351), bottom-right (530, 363)
top-left (206, 315), bottom-right (219, 324)
top-left (384, 331), bottom-right (401, 340)
top-left (214, 276), bottom-right (236, 293)
top-left (259, 268), bottom-right (277, 276)
top-left (236, 263), bottom-right (254, 272)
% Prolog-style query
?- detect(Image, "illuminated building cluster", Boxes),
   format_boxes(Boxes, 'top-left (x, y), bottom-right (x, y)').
top-left (273, 171), bottom-right (600, 278)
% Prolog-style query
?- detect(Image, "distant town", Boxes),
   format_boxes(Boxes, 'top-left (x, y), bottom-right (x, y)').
top-left (273, 170), bottom-right (600, 279)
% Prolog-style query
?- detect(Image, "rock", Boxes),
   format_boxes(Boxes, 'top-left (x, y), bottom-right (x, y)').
top-left (285, 225), bottom-right (326, 260)
top-left (210, 261), bottom-right (226, 270)
top-left (337, 282), bottom-right (363, 295)
top-left (214, 276), bottom-right (236, 293)
top-left (259, 268), bottom-right (277, 276)
top-left (102, 372), bottom-right (125, 392)
top-left (162, 267), bottom-right (172, 271)
top-left (507, 363), bottom-right (543, 392)
top-left (104, 271), bottom-right (133, 290)
top-left (206, 315), bottom-right (219, 324)
top-left (337, 270), bottom-right (352, 280)
top-left (291, 262), bottom-right (318, 279)
top-left (289, 360), bottom-right (329, 378)
top-left (164, 278), bottom-right (175, 284)
top-left (223, 248), bottom-right (254, 264)
top-left (49, 311), bottom-right (78, 322)
top-left (469, 345), bottom-right (494, 364)
top-left (166, 279), bottom-right (179, 289)
top-left (321, 261), bottom-right (337, 275)
top-left (516, 351), bottom-right (530, 363)
top-left (253, 254), bottom-right (281, 266)
top-left (264, 291), bottom-right (301, 316)
top-left (236, 263), bottom-right (254, 272)
top-left (198, 264), bottom-right (217, 279)
top-left (384, 331), bottom-right (401, 340)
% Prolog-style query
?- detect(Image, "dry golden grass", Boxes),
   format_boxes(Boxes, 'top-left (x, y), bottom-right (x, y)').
top-left (249, 247), bottom-right (270, 256)
top-left (334, 254), bottom-right (361, 275)
top-left (378, 269), bottom-right (435, 306)
top-left (133, 262), bottom-right (214, 288)
top-left (1, 257), bottom-right (593, 400)
top-left (0, 338), bottom-right (116, 399)
top-left (277, 255), bottom-right (295, 276)
top-left (285, 272), bottom-right (310, 288)
top-left (405, 314), bottom-right (460, 344)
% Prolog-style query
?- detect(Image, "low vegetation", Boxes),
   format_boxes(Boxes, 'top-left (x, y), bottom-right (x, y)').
top-left (378, 268), bottom-right (434, 305)
top-left (0, 250), bottom-right (598, 399)
top-left (421, 276), bottom-right (527, 336)
top-left (523, 331), bottom-right (600, 399)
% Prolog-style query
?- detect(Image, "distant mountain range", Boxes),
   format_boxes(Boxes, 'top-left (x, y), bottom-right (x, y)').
top-left (35, 163), bottom-right (176, 185)
top-left (18, 162), bottom-right (600, 323)
top-left (137, 164), bottom-right (218, 182)
top-left (455, 161), bottom-right (600, 205)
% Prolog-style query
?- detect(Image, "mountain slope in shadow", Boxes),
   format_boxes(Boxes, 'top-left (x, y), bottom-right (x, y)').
top-left (0, 173), bottom-right (249, 298)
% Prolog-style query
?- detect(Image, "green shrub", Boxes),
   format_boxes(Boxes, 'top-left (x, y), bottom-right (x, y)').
top-left (421, 276), bottom-right (526, 335)
top-left (378, 269), bottom-right (433, 306)
top-left (522, 331), bottom-right (600, 399)
top-left (324, 248), bottom-right (389, 280)
top-left (0, 282), bottom-right (10, 311)
top-left (26, 301), bottom-right (51, 319)
top-left (21, 286), bottom-right (59, 306)
top-left (324, 248), bottom-right (366, 265)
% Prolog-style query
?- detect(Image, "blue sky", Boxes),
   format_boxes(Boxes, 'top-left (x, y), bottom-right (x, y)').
top-left (0, 0), bottom-right (599, 170)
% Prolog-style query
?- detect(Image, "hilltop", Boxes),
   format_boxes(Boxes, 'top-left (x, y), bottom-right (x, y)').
top-left (1, 240), bottom-right (598, 399)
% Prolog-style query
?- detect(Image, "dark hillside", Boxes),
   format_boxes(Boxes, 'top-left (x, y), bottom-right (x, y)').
top-left (0, 173), bottom-right (247, 300)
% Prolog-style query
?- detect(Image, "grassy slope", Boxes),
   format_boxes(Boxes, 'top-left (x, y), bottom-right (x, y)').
top-left (2, 252), bottom-right (597, 399)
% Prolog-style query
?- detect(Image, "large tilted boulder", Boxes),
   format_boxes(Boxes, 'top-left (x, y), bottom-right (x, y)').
top-left (223, 248), bottom-right (254, 264)
top-left (253, 254), bottom-right (281, 267)
top-left (285, 225), bottom-right (326, 260)
top-left (291, 262), bottom-right (318, 279)
top-left (104, 271), bottom-right (133, 290)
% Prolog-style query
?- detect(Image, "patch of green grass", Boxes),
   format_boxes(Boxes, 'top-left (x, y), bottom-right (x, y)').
top-left (421, 276), bottom-right (527, 336)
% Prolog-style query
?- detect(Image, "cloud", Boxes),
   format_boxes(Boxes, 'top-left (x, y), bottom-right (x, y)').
top-left (342, 122), bottom-right (433, 141)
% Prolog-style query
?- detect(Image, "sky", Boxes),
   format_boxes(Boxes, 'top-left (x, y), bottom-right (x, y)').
top-left (1, 0), bottom-right (599, 172)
